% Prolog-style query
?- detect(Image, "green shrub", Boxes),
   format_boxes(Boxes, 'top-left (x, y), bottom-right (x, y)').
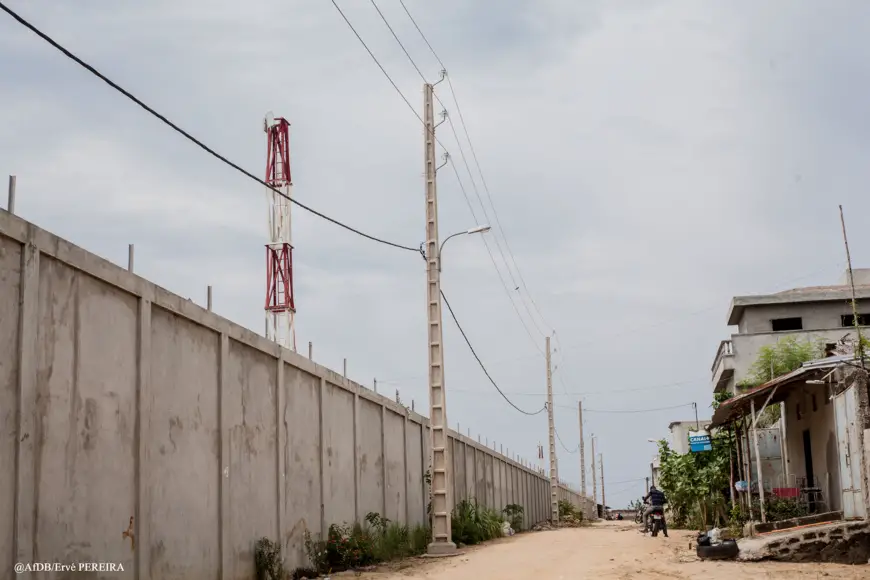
top-left (558, 500), bottom-right (582, 520)
top-left (254, 537), bottom-right (283, 580)
top-left (301, 514), bottom-right (432, 574)
top-left (502, 504), bottom-right (524, 532)
top-left (451, 499), bottom-right (504, 545)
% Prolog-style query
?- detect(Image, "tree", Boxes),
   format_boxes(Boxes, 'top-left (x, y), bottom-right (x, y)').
top-left (737, 336), bottom-right (825, 390)
top-left (655, 429), bottom-right (732, 530)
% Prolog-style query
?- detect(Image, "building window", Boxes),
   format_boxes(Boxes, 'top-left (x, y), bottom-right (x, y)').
top-left (841, 314), bottom-right (870, 327)
top-left (771, 317), bottom-right (803, 331)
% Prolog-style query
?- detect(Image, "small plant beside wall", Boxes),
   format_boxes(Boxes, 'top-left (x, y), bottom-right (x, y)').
top-left (451, 499), bottom-right (504, 546)
top-left (254, 537), bottom-right (283, 580)
top-left (502, 504), bottom-right (525, 532)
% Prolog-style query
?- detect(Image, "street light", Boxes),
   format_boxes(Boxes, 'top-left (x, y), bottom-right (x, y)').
top-left (438, 225), bottom-right (491, 271)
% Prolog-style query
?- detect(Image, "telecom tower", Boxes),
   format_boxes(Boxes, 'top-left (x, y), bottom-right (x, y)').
top-left (264, 113), bottom-right (296, 351)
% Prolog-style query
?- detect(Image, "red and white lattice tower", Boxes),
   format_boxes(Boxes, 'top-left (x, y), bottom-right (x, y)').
top-left (264, 113), bottom-right (296, 351)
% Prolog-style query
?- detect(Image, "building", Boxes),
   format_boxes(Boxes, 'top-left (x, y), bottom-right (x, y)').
top-left (711, 353), bottom-right (869, 522)
top-left (712, 269), bottom-right (870, 395)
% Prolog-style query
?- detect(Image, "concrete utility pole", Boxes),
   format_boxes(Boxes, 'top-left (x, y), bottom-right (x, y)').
top-left (423, 82), bottom-right (454, 554)
top-left (7, 175), bottom-right (16, 214)
top-left (645, 476), bottom-right (650, 495)
top-left (578, 400), bottom-right (586, 499)
top-left (599, 452), bottom-right (606, 516)
top-left (591, 435), bottom-right (597, 515)
top-left (546, 336), bottom-right (559, 522)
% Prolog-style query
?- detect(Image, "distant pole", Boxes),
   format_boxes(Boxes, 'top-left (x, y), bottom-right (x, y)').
top-left (343, 358), bottom-right (347, 378)
top-left (578, 401), bottom-right (586, 498)
top-left (599, 452), bottom-right (606, 516)
top-left (591, 435), bottom-right (598, 513)
top-left (693, 402), bottom-right (699, 431)
top-left (207, 286), bottom-right (213, 311)
top-left (127, 244), bottom-right (134, 272)
top-left (7, 175), bottom-right (16, 214)
top-left (839, 205), bottom-right (866, 367)
top-left (645, 477), bottom-right (649, 495)
top-left (546, 336), bottom-right (559, 522)
top-left (650, 462), bottom-right (655, 487)
top-left (308, 341), bottom-right (313, 359)
top-left (374, 378), bottom-right (378, 392)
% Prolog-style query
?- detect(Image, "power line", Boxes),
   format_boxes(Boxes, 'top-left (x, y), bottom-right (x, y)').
top-left (328, 0), bottom-right (423, 125)
top-left (367, 0), bottom-right (546, 357)
top-left (570, 402), bottom-right (695, 414)
top-left (440, 288), bottom-right (546, 416)
top-left (0, 2), bottom-right (420, 254)
top-left (554, 423), bottom-right (578, 454)
top-left (448, 160), bottom-right (545, 356)
top-left (369, 0), bottom-right (428, 83)
top-left (398, 0), bottom-right (554, 335)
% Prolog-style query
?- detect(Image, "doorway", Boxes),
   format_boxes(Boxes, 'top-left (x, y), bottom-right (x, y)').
top-left (802, 429), bottom-right (814, 488)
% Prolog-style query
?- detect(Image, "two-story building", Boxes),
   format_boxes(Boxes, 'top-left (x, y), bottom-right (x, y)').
top-left (712, 269), bottom-right (870, 395)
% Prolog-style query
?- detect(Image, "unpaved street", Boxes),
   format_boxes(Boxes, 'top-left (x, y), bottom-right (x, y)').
top-left (363, 521), bottom-right (866, 579)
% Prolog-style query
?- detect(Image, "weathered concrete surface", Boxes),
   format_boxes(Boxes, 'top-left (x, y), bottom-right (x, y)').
top-left (0, 234), bottom-right (20, 577)
top-left (739, 521), bottom-right (870, 565)
top-left (0, 209), bottom-right (587, 577)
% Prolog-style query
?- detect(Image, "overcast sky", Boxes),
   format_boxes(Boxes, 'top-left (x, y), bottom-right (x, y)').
top-left (3, 0), bottom-right (870, 509)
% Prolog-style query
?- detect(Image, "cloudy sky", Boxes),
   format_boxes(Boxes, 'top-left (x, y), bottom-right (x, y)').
top-left (3, 0), bottom-right (870, 508)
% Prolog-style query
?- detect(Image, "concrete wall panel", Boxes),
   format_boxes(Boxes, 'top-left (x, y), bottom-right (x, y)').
top-left (405, 421), bottom-right (424, 526)
top-left (225, 339), bottom-right (278, 579)
top-left (282, 364), bottom-right (322, 569)
top-left (383, 410), bottom-right (405, 523)
top-left (32, 259), bottom-right (138, 570)
top-left (0, 234), bottom-right (20, 573)
top-left (464, 445), bottom-right (475, 500)
top-left (323, 382), bottom-right (355, 526)
top-left (475, 448), bottom-right (486, 502)
top-left (149, 306), bottom-right (220, 579)
top-left (356, 398), bottom-right (383, 520)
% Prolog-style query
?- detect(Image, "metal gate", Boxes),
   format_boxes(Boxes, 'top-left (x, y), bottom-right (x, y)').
top-left (834, 385), bottom-right (866, 519)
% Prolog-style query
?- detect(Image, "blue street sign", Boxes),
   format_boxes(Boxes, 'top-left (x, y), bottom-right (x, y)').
top-left (688, 433), bottom-right (712, 453)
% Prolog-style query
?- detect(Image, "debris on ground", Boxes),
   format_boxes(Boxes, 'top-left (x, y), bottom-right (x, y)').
top-left (531, 515), bottom-right (585, 531)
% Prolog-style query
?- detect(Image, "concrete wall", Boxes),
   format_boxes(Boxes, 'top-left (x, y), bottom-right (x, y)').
top-left (0, 210), bottom-right (582, 578)
top-left (738, 301), bottom-right (870, 336)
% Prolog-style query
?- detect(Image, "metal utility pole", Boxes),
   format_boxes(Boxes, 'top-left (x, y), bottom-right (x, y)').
top-left (591, 435), bottom-right (598, 515)
top-left (423, 82), bottom-right (454, 554)
top-left (599, 452), bottom-right (606, 517)
top-left (578, 401), bottom-right (586, 498)
top-left (546, 336), bottom-right (559, 522)
top-left (693, 402), bottom-right (699, 431)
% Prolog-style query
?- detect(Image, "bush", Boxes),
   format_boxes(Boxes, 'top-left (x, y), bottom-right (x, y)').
top-left (502, 504), bottom-right (524, 532)
top-left (254, 537), bottom-right (283, 580)
top-left (451, 499), bottom-right (504, 545)
top-left (558, 500), bottom-right (581, 520)
top-left (300, 514), bottom-right (430, 576)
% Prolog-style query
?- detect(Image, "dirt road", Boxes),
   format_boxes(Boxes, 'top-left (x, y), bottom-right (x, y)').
top-left (362, 521), bottom-right (866, 579)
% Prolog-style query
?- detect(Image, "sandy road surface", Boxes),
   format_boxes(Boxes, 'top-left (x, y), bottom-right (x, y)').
top-left (362, 521), bottom-right (866, 579)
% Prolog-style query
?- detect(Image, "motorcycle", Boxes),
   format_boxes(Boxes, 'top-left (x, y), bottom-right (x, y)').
top-left (648, 506), bottom-right (666, 537)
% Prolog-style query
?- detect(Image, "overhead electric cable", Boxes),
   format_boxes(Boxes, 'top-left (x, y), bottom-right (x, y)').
top-left (0, 2), bottom-right (419, 253)
top-left (440, 289), bottom-right (547, 416)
